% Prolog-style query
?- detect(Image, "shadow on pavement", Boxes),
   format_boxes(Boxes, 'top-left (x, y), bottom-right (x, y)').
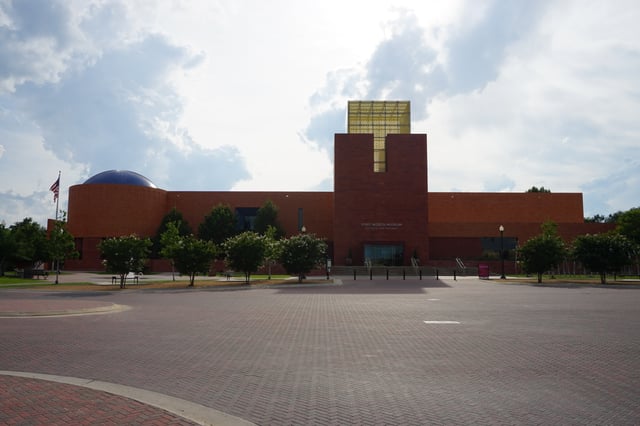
top-left (50, 291), bottom-right (115, 298)
top-left (276, 277), bottom-right (451, 294)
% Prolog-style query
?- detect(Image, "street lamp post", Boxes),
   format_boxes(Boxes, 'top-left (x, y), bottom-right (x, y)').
top-left (499, 225), bottom-right (506, 279)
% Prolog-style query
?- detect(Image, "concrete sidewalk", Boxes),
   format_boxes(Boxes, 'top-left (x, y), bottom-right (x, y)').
top-left (42, 271), bottom-right (178, 285)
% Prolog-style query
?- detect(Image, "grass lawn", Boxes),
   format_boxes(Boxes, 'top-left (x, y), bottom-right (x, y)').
top-left (0, 274), bottom-right (331, 291)
top-left (0, 276), bottom-right (40, 285)
top-left (508, 273), bottom-right (640, 284)
top-left (0, 276), bottom-right (95, 289)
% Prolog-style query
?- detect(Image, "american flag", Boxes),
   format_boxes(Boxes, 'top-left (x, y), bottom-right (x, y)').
top-left (49, 177), bottom-right (60, 202)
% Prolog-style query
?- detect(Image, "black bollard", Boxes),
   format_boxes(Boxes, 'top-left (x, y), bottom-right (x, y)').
top-left (436, 269), bottom-right (439, 280)
top-left (353, 269), bottom-right (356, 280)
top-left (403, 269), bottom-right (406, 280)
top-left (369, 269), bottom-right (372, 280)
top-left (386, 269), bottom-right (389, 280)
top-left (419, 269), bottom-right (422, 280)
top-left (454, 270), bottom-right (457, 281)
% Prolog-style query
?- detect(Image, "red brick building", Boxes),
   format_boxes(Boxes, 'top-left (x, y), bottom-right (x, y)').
top-left (64, 102), bottom-right (612, 273)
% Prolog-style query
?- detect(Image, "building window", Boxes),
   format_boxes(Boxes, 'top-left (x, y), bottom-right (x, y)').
top-left (298, 207), bottom-right (304, 231)
top-left (235, 207), bottom-right (259, 231)
top-left (74, 238), bottom-right (83, 260)
top-left (481, 237), bottom-right (518, 260)
top-left (364, 244), bottom-right (404, 266)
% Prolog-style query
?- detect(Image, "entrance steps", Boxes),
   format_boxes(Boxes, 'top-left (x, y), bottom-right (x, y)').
top-left (330, 265), bottom-right (479, 278)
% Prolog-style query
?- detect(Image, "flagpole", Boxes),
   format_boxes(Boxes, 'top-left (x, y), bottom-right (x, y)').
top-left (55, 171), bottom-right (60, 221)
top-left (55, 171), bottom-right (60, 284)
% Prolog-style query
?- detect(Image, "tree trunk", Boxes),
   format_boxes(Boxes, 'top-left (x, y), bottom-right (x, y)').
top-left (537, 272), bottom-right (542, 283)
top-left (600, 272), bottom-right (607, 284)
top-left (188, 272), bottom-right (195, 287)
top-left (120, 274), bottom-right (126, 289)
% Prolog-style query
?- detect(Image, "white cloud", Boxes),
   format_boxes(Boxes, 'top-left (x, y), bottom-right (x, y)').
top-left (424, 0), bottom-right (640, 215)
top-left (306, 0), bottom-right (640, 216)
top-left (151, 0), bottom-right (393, 190)
top-left (0, 121), bottom-right (87, 225)
top-left (0, 0), bottom-right (639, 227)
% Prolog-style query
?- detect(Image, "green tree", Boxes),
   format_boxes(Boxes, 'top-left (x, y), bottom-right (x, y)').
top-left (279, 233), bottom-right (327, 283)
top-left (606, 211), bottom-right (624, 224)
top-left (616, 207), bottom-right (640, 247)
top-left (199, 204), bottom-right (237, 245)
top-left (10, 218), bottom-right (49, 271)
top-left (263, 225), bottom-right (282, 279)
top-left (572, 233), bottom-right (636, 284)
top-left (159, 221), bottom-right (182, 281)
top-left (223, 231), bottom-right (267, 284)
top-left (151, 208), bottom-right (192, 257)
top-left (517, 222), bottom-right (566, 283)
top-left (0, 222), bottom-right (16, 276)
top-left (98, 235), bottom-right (152, 288)
top-left (585, 214), bottom-right (606, 223)
top-left (616, 207), bottom-right (640, 275)
top-left (526, 186), bottom-right (551, 193)
top-left (48, 212), bottom-right (79, 284)
top-left (164, 233), bottom-right (216, 287)
top-left (586, 211), bottom-right (625, 223)
top-left (254, 200), bottom-right (285, 237)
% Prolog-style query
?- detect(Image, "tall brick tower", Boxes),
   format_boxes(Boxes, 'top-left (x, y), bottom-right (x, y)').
top-left (334, 101), bottom-right (428, 266)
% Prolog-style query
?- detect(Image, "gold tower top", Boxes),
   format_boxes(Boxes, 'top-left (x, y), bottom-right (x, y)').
top-left (347, 101), bottom-right (411, 172)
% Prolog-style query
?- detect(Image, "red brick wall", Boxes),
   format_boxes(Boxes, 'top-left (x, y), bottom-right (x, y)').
top-left (426, 192), bottom-right (606, 262)
top-left (65, 237), bottom-right (104, 271)
top-left (428, 222), bottom-right (615, 261)
top-left (64, 171), bottom-right (613, 271)
top-left (67, 184), bottom-right (168, 238)
top-left (66, 184), bottom-right (333, 271)
top-left (429, 192), bottom-right (585, 223)
top-left (429, 237), bottom-right (482, 260)
top-left (166, 192), bottom-right (333, 240)
top-left (333, 133), bottom-right (428, 265)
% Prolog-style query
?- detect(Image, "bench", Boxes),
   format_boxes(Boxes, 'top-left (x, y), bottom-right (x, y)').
top-left (33, 269), bottom-right (49, 279)
top-left (221, 270), bottom-right (234, 280)
top-left (111, 273), bottom-right (140, 285)
top-left (14, 269), bottom-right (48, 279)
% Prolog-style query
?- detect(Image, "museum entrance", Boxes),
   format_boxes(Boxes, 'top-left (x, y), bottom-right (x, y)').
top-left (364, 244), bottom-right (404, 266)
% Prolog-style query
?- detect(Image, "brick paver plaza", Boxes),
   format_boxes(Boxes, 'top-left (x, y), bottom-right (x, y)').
top-left (1, 277), bottom-right (640, 425)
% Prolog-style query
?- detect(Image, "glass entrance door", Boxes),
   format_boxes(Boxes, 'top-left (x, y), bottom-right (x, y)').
top-left (364, 244), bottom-right (404, 266)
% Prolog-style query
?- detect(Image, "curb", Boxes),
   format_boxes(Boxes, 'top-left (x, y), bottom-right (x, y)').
top-left (0, 303), bottom-right (131, 318)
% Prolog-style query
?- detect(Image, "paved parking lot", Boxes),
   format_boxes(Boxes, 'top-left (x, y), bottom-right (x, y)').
top-left (1, 277), bottom-right (640, 425)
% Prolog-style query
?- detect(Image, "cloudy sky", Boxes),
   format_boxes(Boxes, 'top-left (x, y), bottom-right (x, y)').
top-left (1, 0), bottom-right (639, 226)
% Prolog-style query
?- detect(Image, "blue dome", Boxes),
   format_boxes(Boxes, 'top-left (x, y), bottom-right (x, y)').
top-left (83, 170), bottom-right (158, 188)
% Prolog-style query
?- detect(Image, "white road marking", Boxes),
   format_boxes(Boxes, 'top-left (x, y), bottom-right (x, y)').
top-left (423, 321), bottom-right (460, 324)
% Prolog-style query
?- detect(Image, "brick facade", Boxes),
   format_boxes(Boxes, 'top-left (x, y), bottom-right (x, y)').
top-left (333, 133), bottom-right (428, 266)
top-left (63, 133), bottom-right (613, 272)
